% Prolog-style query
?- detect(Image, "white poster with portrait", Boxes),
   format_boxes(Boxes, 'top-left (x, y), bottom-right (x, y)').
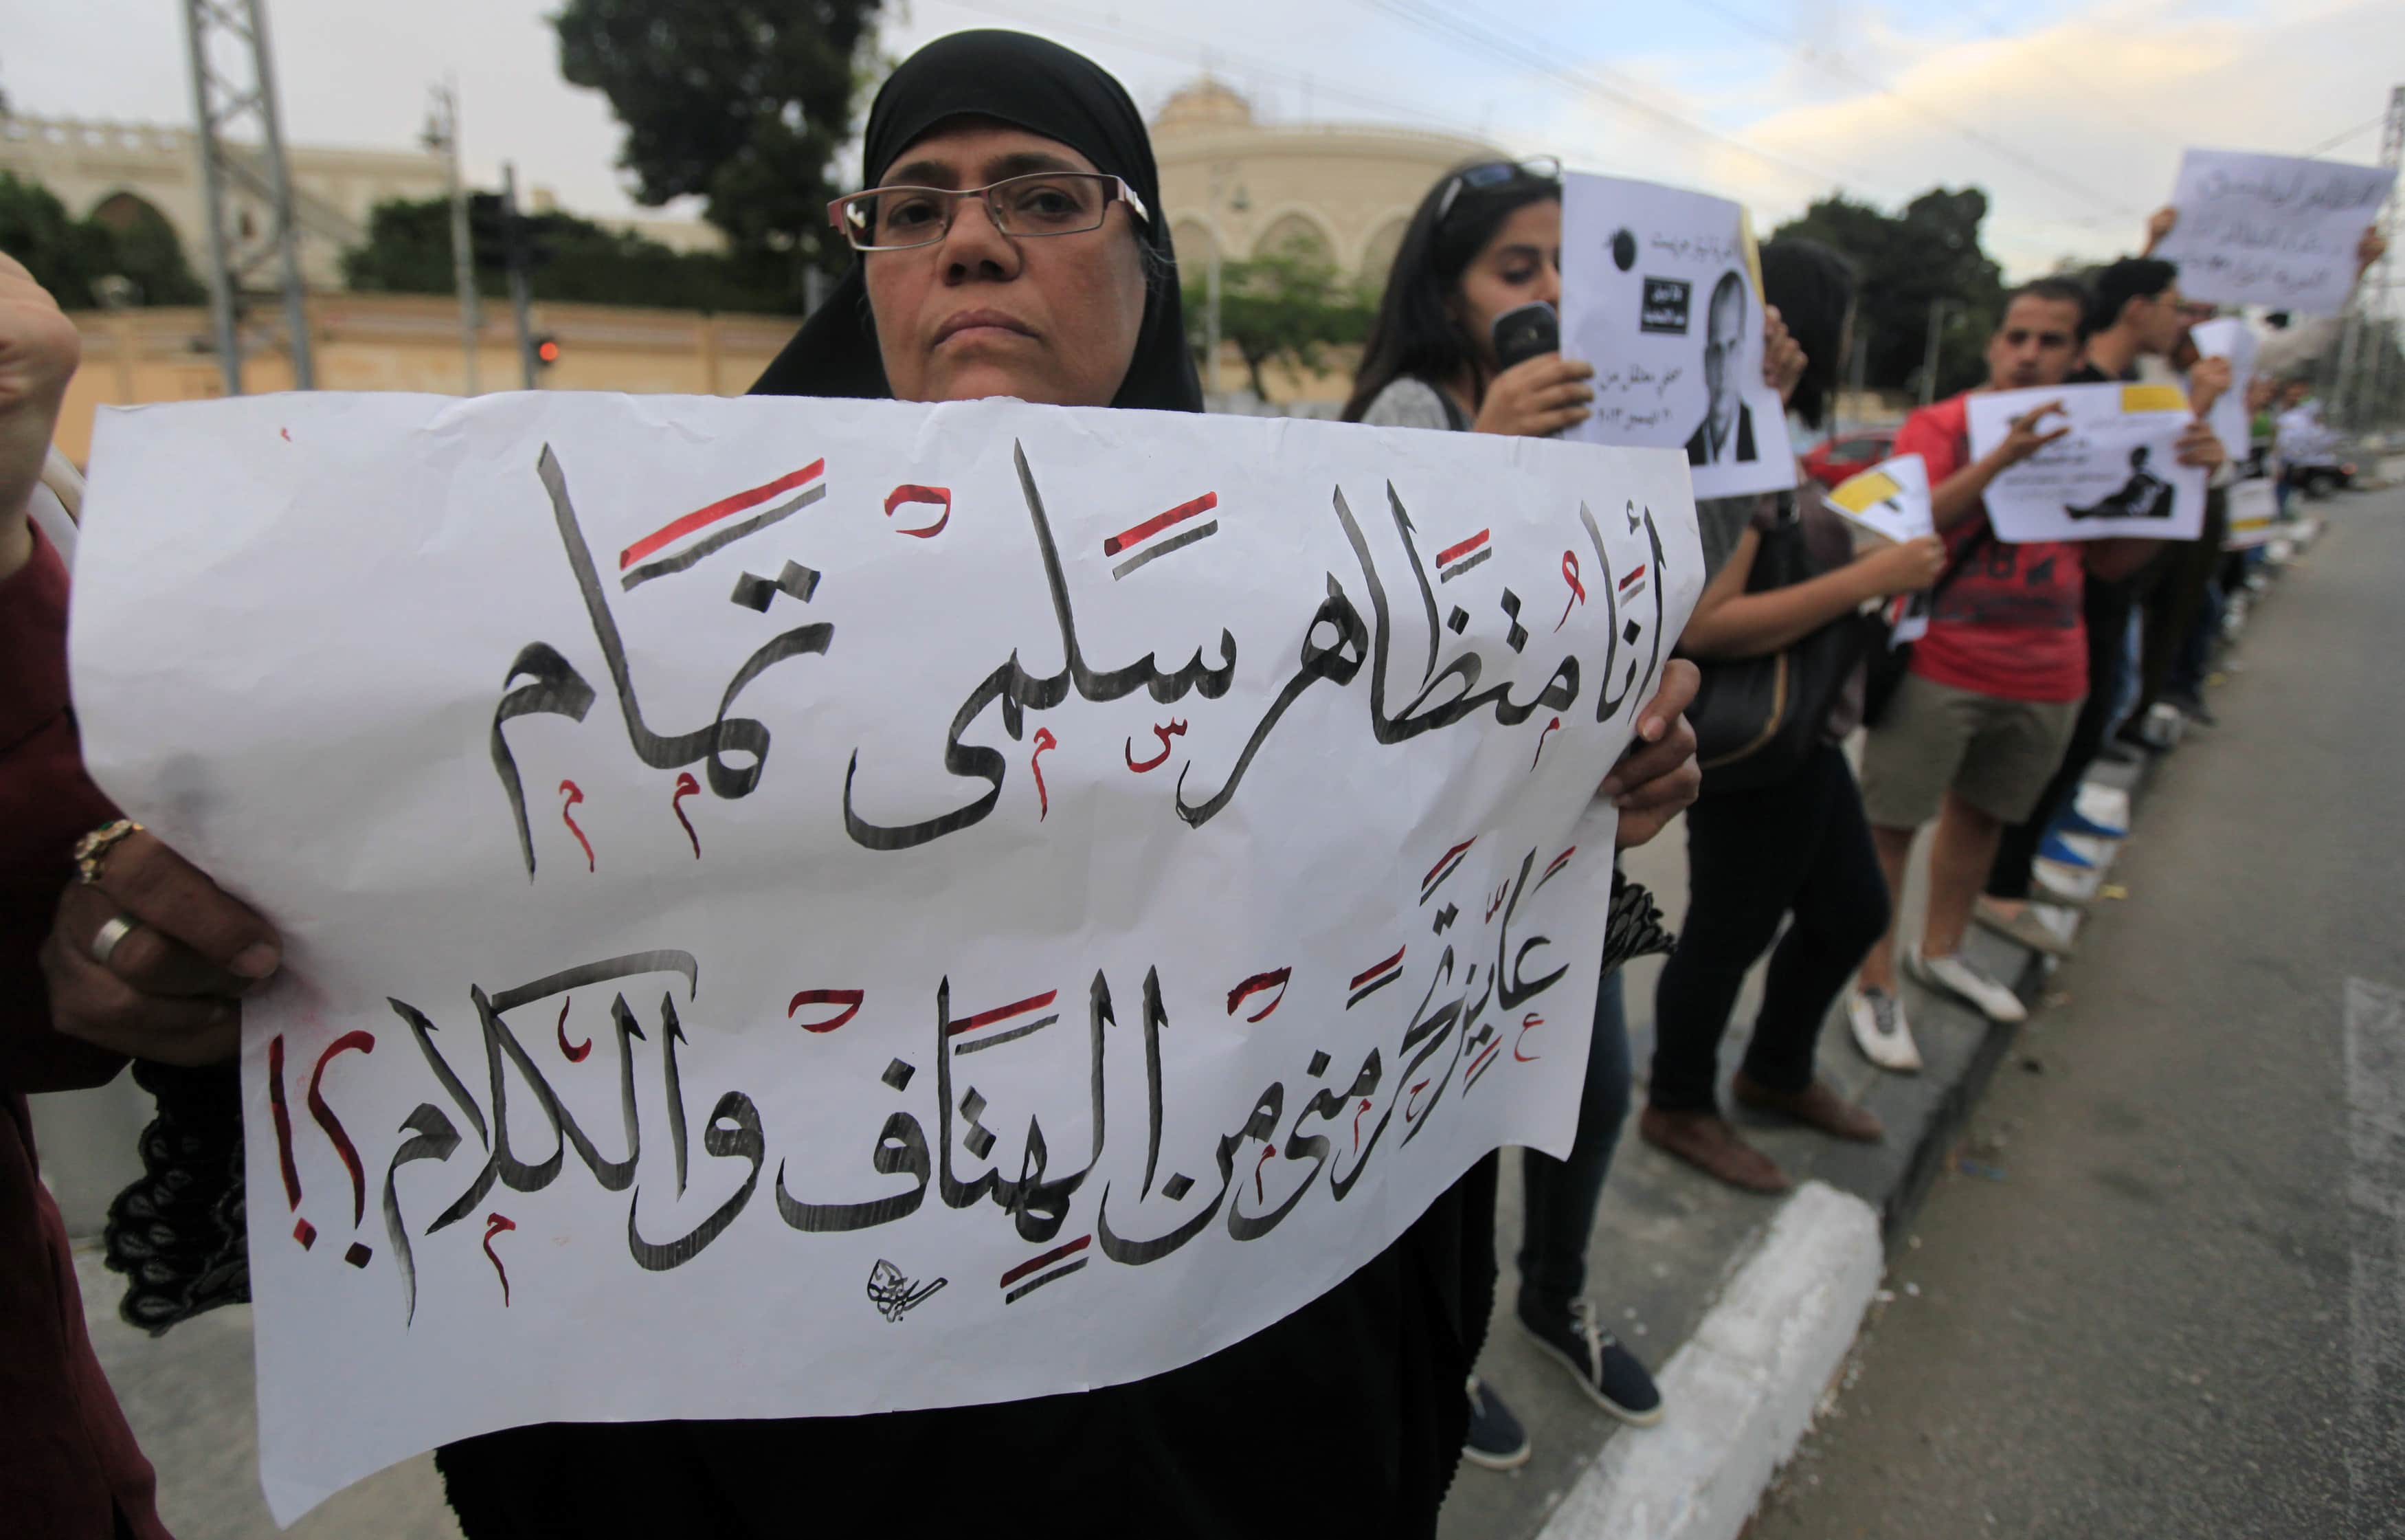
top-left (1561, 171), bottom-right (1797, 500)
top-left (1965, 383), bottom-right (2208, 542)
top-left (2153, 148), bottom-right (2395, 315)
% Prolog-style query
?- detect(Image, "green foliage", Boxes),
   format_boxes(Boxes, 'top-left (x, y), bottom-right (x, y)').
top-left (340, 195), bottom-right (803, 313)
top-left (1772, 187), bottom-right (2007, 399)
top-left (0, 173), bottom-right (203, 308)
top-left (552, 0), bottom-right (881, 296)
top-left (1184, 245), bottom-right (1376, 400)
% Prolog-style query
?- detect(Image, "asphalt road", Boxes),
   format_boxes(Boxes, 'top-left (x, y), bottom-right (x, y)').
top-left (1754, 484), bottom-right (2405, 1539)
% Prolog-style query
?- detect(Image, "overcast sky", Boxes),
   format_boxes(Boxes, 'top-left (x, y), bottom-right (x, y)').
top-left (5, 0), bottom-right (2394, 280)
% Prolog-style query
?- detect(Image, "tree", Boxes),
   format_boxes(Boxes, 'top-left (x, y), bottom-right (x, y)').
top-left (1772, 187), bottom-right (2006, 399)
top-left (552, 0), bottom-right (882, 306)
top-left (341, 195), bottom-right (801, 313)
top-left (1184, 246), bottom-right (1375, 401)
top-left (0, 173), bottom-right (204, 308)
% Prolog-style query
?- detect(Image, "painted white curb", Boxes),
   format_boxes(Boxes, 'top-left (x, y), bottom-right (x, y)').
top-left (1534, 1180), bottom-right (1883, 1540)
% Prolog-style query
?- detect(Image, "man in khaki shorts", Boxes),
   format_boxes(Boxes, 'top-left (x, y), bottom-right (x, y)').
top-left (1848, 280), bottom-right (2170, 1068)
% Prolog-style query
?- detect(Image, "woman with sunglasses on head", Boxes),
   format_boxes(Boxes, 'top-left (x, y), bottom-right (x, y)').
top-left (383, 34), bottom-right (1699, 1538)
top-left (1641, 239), bottom-right (1940, 1194)
top-left (1343, 158), bottom-right (1699, 1469)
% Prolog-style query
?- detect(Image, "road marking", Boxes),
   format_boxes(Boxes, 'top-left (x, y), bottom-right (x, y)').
top-left (2343, 977), bottom-right (2405, 1532)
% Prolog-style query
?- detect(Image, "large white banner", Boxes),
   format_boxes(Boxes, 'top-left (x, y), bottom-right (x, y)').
top-left (1965, 383), bottom-right (2208, 543)
top-left (1561, 171), bottom-right (1798, 501)
top-left (2154, 148), bottom-right (2395, 315)
top-left (69, 392), bottom-right (1701, 1524)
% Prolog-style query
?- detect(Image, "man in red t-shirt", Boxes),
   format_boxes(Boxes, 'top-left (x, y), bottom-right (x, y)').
top-left (1846, 280), bottom-right (2167, 1068)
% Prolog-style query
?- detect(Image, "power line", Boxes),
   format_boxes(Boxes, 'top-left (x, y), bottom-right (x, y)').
top-left (2302, 113), bottom-right (2389, 157)
top-left (1684, 0), bottom-right (2136, 223)
top-left (923, 0), bottom-right (1503, 150)
top-left (1350, 0), bottom-right (1899, 199)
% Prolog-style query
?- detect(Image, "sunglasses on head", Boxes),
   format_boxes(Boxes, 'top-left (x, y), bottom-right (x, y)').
top-left (1435, 156), bottom-right (1562, 223)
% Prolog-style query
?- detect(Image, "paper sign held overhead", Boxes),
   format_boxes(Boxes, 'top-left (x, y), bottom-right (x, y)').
top-left (2154, 148), bottom-right (2395, 315)
top-left (68, 391), bottom-right (1702, 1524)
top-left (1561, 171), bottom-right (1798, 502)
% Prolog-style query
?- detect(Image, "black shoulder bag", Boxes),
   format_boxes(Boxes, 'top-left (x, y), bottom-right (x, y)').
top-left (1859, 521), bottom-right (1989, 728)
top-left (1688, 495), bottom-right (1885, 793)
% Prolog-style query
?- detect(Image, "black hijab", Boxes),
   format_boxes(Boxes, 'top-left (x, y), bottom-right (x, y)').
top-left (750, 30), bottom-right (1202, 414)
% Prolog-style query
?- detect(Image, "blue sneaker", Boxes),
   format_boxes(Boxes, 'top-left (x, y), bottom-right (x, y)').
top-left (2038, 832), bottom-right (2095, 869)
top-left (2053, 807), bottom-right (2126, 841)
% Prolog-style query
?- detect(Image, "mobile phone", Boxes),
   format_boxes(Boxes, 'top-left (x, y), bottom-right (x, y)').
top-left (1491, 301), bottom-right (1559, 370)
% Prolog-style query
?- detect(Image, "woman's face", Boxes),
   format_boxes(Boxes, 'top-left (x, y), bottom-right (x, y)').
top-left (862, 120), bottom-right (1149, 407)
top-left (1450, 198), bottom-right (1563, 368)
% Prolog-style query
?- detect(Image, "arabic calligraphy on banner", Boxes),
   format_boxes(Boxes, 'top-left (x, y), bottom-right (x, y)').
top-left (69, 393), bottom-right (1703, 1524)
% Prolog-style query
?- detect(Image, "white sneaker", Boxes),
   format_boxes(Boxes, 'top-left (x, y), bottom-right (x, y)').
top-left (1908, 950), bottom-right (2028, 1025)
top-left (1848, 986), bottom-right (1923, 1073)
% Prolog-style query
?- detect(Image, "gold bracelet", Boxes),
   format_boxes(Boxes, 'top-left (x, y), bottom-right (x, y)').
top-left (71, 818), bottom-right (143, 885)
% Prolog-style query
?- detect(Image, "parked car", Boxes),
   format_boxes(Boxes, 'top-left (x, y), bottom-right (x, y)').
top-left (1802, 427), bottom-right (1899, 488)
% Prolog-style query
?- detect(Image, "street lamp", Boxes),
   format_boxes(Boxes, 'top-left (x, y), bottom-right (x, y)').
top-left (1203, 174), bottom-right (1249, 403)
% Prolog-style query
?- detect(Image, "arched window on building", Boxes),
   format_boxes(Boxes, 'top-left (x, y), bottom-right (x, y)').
top-left (1169, 218), bottom-right (1219, 277)
top-left (85, 190), bottom-right (205, 305)
top-left (1253, 212), bottom-right (1334, 268)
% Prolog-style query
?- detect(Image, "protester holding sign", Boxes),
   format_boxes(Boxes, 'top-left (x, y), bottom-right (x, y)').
top-left (1973, 258), bottom-right (2226, 952)
top-left (1851, 281), bottom-right (2151, 1054)
top-left (41, 33), bottom-right (1706, 1539)
top-left (1345, 156), bottom-right (1679, 1459)
top-left (1643, 240), bottom-right (1938, 1194)
top-left (0, 250), bottom-right (180, 1540)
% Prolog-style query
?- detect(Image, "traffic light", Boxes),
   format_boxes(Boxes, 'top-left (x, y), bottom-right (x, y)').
top-left (532, 333), bottom-right (561, 371)
top-left (466, 194), bottom-right (557, 278)
top-left (467, 192), bottom-right (509, 270)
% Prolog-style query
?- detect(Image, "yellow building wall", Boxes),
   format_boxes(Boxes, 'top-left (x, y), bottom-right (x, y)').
top-left (54, 295), bottom-right (809, 465)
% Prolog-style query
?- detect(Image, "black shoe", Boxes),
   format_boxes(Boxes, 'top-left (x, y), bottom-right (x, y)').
top-left (2097, 739), bottom-right (2144, 766)
top-left (1462, 1375), bottom-right (1532, 1470)
top-left (2166, 691), bottom-right (2217, 727)
top-left (1519, 1297), bottom-right (1665, 1426)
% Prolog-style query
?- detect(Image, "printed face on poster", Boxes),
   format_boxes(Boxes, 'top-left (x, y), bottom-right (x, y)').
top-left (2154, 148), bottom-right (2395, 315)
top-left (1560, 171), bottom-right (1797, 500)
top-left (69, 392), bottom-right (1701, 1524)
top-left (1965, 383), bottom-right (2208, 543)
top-left (2186, 317), bottom-right (2258, 465)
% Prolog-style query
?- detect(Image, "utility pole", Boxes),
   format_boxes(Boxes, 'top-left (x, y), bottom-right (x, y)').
top-left (181, 0), bottom-right (313, 394)
top-left (501, 164), bottom-right (538, 389)
top-left (2331, 85), bottom-right (2402, 433)
top-left (1919, 299), bottom-right (1961, 408)
top-left (424, 78), bottom-right (480, 393)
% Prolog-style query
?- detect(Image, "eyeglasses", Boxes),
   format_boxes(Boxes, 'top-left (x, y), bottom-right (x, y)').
top-left (827, 172), bottom-right (1150, 252)
top-left (1434, 156), bottom-right (1562, 223)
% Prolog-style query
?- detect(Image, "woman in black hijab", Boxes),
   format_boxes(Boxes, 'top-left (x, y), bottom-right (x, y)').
top-left (430, 31), bottom-right (1698, 1538)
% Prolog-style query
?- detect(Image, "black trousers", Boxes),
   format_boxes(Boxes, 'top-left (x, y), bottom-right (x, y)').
top-left (1515, 972), bottom-right (1629, 1313)
top-left (1651, 742), bottom-right (1890, 1114)
top-left (1987, 575), bottom-right (2132, 901)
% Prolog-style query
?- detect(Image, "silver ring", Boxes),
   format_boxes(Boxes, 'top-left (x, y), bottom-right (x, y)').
top-left (90, 914), bottom-right (137, 969)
